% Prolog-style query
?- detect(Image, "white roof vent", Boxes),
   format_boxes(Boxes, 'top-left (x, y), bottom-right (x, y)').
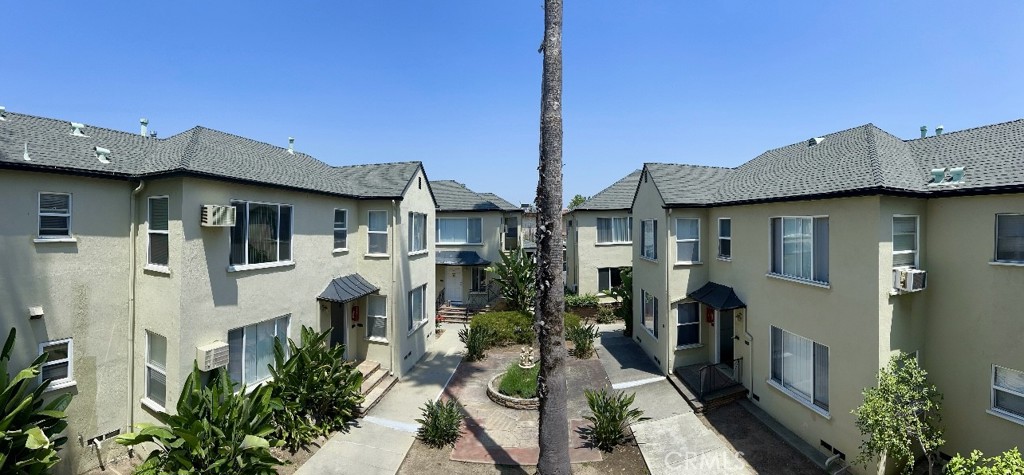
top-left (94, 146), bottom-right (111, 164)
top-left (70, 122), bottom-right (88, 137)
top-left (948, 167), bottom-right (965, 183)
top-left (23, 143), bottom-right (31, 161)
top-left (288, 137), bottom-right (295, 155)
top-left (0, 106), bottom-right (7, 121)
top-left (928, 168), bottom-right (947, 185)
top-left (808, 137), bottom-right (824, 146)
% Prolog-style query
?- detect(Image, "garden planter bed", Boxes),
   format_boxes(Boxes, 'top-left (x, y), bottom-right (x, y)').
top-left (486, 372), bottom-right (540, 410)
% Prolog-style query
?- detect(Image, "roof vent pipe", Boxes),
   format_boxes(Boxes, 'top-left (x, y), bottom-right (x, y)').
top-left (935, 125), bottom-right (944, 136)
top-left (71, 122), bottom-right (87, 137)
top-left (287, 137), bottom-right (295, 155)
top-left (23, 143), bottom-right (31, 161)
top-left (920, 125), bottom-right (927, 138)
top-left (140, 118), bottom-right (148, 137)
top-left (0, 106), bottom-right (7, 121)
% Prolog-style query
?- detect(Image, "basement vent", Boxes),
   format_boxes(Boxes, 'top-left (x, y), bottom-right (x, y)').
top-left (808, 137), bottom-right (824, 146)
top-left (70, 122), bottom-right (87, 137)
top-left (94, 146), bottom-right (111, 164)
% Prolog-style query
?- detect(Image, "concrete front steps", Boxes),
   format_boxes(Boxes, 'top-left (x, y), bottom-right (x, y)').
top-left (355, 360), bottom-right (397, 416)
top-left (667, 365), bottom-right (748, 413)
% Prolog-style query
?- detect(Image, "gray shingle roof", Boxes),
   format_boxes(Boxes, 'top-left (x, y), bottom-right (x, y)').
top-left (644, 163), bottom-right (734, 206)
top-left (0, 110), bottom-right (423, 199)
top-left (432, 180), bottom-right (518, 212)
top-left (907, 119), bottom-right (1024, 191)
top-left (575, 169), bottom-right (642, 211)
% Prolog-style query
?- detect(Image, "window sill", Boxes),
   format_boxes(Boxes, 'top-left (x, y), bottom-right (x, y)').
top-left (34, 237), bottom-right (77, 243)
top-left (365, 253), bottom-right (390, 259)
top-left (766, 379), bottom-right (831, 419)
top-left (367, 336), bottom-right (389, 344)
top-left (407, 319), bottom-right (429, 337)
top-left (675, 343), bottom-right (704, 351)
top-left (765, 273), bottom-right (830, 289)
top-left (987, 408), bottom-right (1024, 426)
top-left (408, 250), bottom-right (429, 257)
top-left (227, 261), bottom-right (295, 272)
top-left (639, 256), bottom-right (658, 263)
top-left (674, 261), bottom-right (703, 267)
top-left (437, 243), bottom-right (483, 247)
top-left (144, 264), bottom-right (171, 275)
top-left (44, 379), bottom-right (77, 392)
top-left (717, 256), bottom-right (732, 262)
top-left (332, 248), bottom-right (349, 254)
top-left (595, 242), bottom-right (632, 247)
top-left (140, 397), bottom-right (166, 413)
top-left (990, 261), bottom-right (1024, 267)
top-left (642, 326), bottom-right (657, 339)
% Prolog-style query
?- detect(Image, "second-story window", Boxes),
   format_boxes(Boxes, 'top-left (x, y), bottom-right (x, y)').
top-left (770, 216), bottom-right (829, 284)
top-left (38, 192), bottom-right (72, 239)
top-left (504, 216), bottom-right (519, 251)
top-left (892, 216), bottom-right (919, 267)
top-left (675, 218), bottom-right (700, 263)
top-left (437, 217), bottom-right (482, 244)
top-left (230, 201), bottom-right (293, 266)
top-left (409, 212), bottom-right (427, 253)
top-left (597, 217), bottom-right (632, 244)
top-left (368, 210), bottom-right (388, 255)
top-left (640, 219), bottom-right (657, 260)
top-left (995, 214), bottom-right (1024, 263)
top-left (333, 209), bottom-right (348, 250)
top-left (148, 197), bottom-right (169, 268)
top-left (718, 218), bottom-right (732, 259)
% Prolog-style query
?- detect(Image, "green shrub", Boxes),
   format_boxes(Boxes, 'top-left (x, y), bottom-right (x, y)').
top-left (471, 311), bottom-right (581, 346)
top-left (596, 306), bottom-right (617, 324)
top-left (583, 388), bottom-right (647, 452)
top-left (117, 364), bottom-right (283, 474)
top-left (565, 293), bottom-right (600, 309)
top-left (947, 448), bottom-right (1024, 474)
top-left (415, 398), bottom-right (464, 448)
top-left (268, 326), bottom-right (364, 452)
top-left (605, 267), bottom-right (634, 336)
top-left (485, 248), bottom-right (536, 312)
top-left (0, 328), bottom-right (73, 474)
top-left (567, 323), bottom-right (600, 359)
top-left (498, 363), bottom-right (540, 398)
top-left (459, 325), bottom-right (495, 362)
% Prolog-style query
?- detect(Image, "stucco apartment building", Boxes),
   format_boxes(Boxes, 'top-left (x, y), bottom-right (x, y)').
top-left (628, 121), bottom-right (1024, 472)
top-left (431, 180), bottom-right (521, 310)
top-left (0, 109), bottom-right (438, 474)
top-left (565, 169), bottom-right (641, 300)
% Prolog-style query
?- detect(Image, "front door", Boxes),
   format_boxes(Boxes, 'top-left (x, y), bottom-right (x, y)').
top-left (329, 301), bottom-right (348, 359)
top-left (446, 266), bottom-right (464, 303)
top-left (719, 309), bottom-right (734, 367)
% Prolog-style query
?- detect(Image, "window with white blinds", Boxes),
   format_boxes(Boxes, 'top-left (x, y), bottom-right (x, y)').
top-left (38, 338), bottom-right (74, 389)
top-left (770, 326), bottom-right (829, 413)
top-left (38, 192), bottom-right (72, 238)
top-left (334, 209), bottom-right (348, 250)
top-left (410, 212), bottom-right (427, 253)
top-left (148, 197), bottom-right (169, 267)
top-left (995, 214), bottom-right (1024, 263)
top-left (992, 365), bottom-right (1024, 422)
top-left (367, 295), bottom-right (388, 341)
top-left (368, 211), bottom-right (389, 254)
top-left (596, 217), bottom-right (631, 244)
top-left (770, 216), bottom-right (829, 284)
top-left (675, 218), bottom-right (700, 263)
top-left (892, 216), bottom-right (918, 267)
top-left (146, 332), bottom-right (167, 407)
top-left (408, 285), bottom-right (427, 331)
top-left (227, 315), bottom-right (290, 387)
top-left (437, 218), bottom-right (482, 244)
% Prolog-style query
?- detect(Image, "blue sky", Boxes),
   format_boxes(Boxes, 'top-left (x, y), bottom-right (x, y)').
top-left (5, 2), bottom-right (1023, 206)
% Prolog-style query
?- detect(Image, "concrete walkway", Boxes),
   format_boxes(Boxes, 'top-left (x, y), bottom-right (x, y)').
top-left (594, 324), bottom-right (690, 421)
top-left (294, 324), bottom-right (464, 475)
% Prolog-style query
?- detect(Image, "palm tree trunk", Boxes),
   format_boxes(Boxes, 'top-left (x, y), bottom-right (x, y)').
top-left (535, 0), bottom-right (569, 474)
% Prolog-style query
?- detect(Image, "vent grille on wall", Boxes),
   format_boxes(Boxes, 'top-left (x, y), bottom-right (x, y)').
top-left (201, 205), bottom-right (237, 227)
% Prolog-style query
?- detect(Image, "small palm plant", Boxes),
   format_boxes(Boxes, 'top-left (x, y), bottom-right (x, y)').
top-left (0, 328), bottom-right (73, 474)
top-left (583, 388), bottom-right (647, 452)
top-left (485, 248), bottom-right (536, 312)
top-left (415, 398), bottom-right (464, 448)
top-left (566, 323), bottom-right (600, 359)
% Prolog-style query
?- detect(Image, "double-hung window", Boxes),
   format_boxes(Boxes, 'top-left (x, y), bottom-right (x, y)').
top-left (642, 290), bottom-right (658, 337)
top-left (148, 197), bottom-right (170, 268)
top-left (770, 216), bottom-right (829, 284)
top-left (408, 285), bottom-right (427, 332)
top-left (471, 267), bottom-right (487, 292)
top-left (641, 219), bottom-right (657, 260)
top-left (409, 212), bottom-right (427, 253)
top-left (334, 209), bottom-right (348, 250)
top-left (596, 217), bottom-right (632, 244)
top-left (892, 216), bottom-right (919, 267)
top-left (38, 338), bottom-right (74, 390)
top-left (146, 332), bottom-right (167, 407)
top-left (229, 201), bottom-right (293, 267)
top-left (597, 267), bottom-right (623, 293)
top-left (38, 192), bottom-right (72, 239)
top-left (995, 214), bottom-right (1024, 263)
top-left (367, 295), bottom-right (388, 341)
top-left (368, 211), bottom-right (389, 255)
top-left (718, 218), bottom-right (732, 259)
top-left (675, 218), bottom-right (700, 263)
top-left (676, 302), bottom-right (700, 347)
top-left (770, 326), bottom-right (829, 413)
top-left (437, 218), bottom-right (482, 244)
top-left (992, 365), bottom-right (1024, 423)
top-left (228, 315), bottom-right (290, 387)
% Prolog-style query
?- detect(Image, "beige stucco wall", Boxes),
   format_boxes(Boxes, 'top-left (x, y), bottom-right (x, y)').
top-left (0, 169), bottom-right (131, 474)
top-left (631, 174), bottom-right (671, 373)
top-left (393, 167), bottom-right (437, 377)
top-left (922, 193), bottom-right (1024, 458)
top-left (568, 210), bottom-right (633, 300)
top-left (434, 210), bottom-right (503, 303)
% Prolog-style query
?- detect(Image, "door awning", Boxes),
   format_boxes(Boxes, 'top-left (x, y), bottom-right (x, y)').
top-left (687, 282), bottom-right (746, 310)
top-left (318, 273), bottom-right (380, 304)
top-left (436, 250), bottom-right (491, 266)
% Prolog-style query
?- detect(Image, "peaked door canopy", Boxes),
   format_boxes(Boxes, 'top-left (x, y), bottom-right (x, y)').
top-left (688, 281), bottom-right (746, 310)
top-left (318, 273), bottom-right (380, 303)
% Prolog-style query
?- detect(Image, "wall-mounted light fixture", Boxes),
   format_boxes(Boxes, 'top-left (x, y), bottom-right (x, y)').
top-left (29, 306), bottom-right (44, 320)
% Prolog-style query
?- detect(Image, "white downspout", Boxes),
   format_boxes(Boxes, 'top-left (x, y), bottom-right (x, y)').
top-left (664, 207), bottom-right (672, 375)
top-left (126, 180), bottom-right (145, 441)
top-left (390, 199), bottom-right (398, 376)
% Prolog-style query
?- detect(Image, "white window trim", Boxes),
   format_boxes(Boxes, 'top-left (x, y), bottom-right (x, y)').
top-left (409, 212), bottom-right (428, 254)
top-left (597, 267), bottom-right (621, 293)
top-left (366, 295), bottom-right (389, 343)
top-left (144, 332), bottom-right (167, 411)
top-left (436, 217), bottom-right (483, 245)
top-left (38, 338), bottom-right (75, 391)
top-left (675, 301), bottom-right (701, 348)
top-left (640, 219), bottom-right (657, 261)
top-left (994, 213), bottom-right (1024, 264)
top-left (718, 217), bottom-right (732, 261)
top-left (229, 316), bottom-right (290, 388)
top-left (333, 208), bottom-right (348, 252)
top-left (769, 326), bottom-right (830, 418)
top-left (641, 290), bottom-right (657, 338)
top-left (596, 217), bottom-right (633, 245)
top-left (229, 200), bottom-right (294, 269)
top-left (148, 196), bottom-right (170, 270)
top-left (990, 364), bottom-right (1024, 426)
top-left (367, 210), bottom-right (389, 256)
top-left (892, 215), bottom-right (919, 268)
top-left (37, 192), bottom-right (73, 240)
top-left (675, 218), bottom-right (701, 264)
top-left (768, 215), bottom-right (829, 285)
top-left (407, 285), bottom-right (429, 336)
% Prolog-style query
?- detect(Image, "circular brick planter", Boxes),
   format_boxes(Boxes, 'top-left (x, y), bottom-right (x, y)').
top-left (487, 372), bottom-right (540, 410)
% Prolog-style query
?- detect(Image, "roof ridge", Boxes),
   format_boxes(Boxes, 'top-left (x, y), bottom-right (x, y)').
top-left (863, 125), bottom-right (886, 185)
top-left (332, 160), bottom-right (422, 170)
top-left (178, 127), bottom-right (204, 170)
top-left (580, 169), bottom-right (641, 207)
top-left (188, 125), bottom-right (322, 162)
top-left (644, 162), bottom-right (734, 170)
top-left (904, 118), bottom-right (1024, 142)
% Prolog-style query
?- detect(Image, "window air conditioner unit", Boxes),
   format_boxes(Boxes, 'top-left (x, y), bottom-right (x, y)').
top-left (201, 205), bottom-right (236, 227)
top-left (196, 341), bottom-right (230, 371)
top-left (892, 268), bottom-right (927, 293)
